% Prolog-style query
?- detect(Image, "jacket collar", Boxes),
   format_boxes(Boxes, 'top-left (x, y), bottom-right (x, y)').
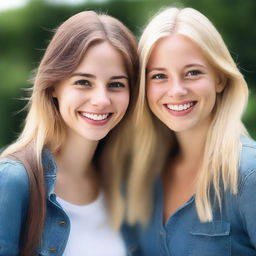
top-left (42, 148), bottom-right (57, 198)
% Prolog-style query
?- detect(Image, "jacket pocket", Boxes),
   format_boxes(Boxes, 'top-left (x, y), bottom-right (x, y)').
top-left (189, 221), bottom-right (231, 256)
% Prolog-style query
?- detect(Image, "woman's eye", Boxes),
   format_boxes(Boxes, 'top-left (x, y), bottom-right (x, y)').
top-left (74, 80), bottom-right (90, 86)
top-left (186, 70), bottom-right (202, 77)
top-left (151, 73), bottom-right (167, 80)
top-left (108, 82), bottom-right (125, 88)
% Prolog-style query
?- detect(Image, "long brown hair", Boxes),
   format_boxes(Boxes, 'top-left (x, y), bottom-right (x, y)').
top-left (1, 11), bottom-right (138, 256)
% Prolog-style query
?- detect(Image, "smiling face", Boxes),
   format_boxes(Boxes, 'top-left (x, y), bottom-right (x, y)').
top-left (146, 34), bottom-right (224, 135)
top-left (53, 41), bottom-right (129, 142)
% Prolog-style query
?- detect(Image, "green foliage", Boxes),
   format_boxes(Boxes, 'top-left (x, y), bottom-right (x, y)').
top-left (0, 0), bottom-right (255, 147)
top-left (244, 94), bottom-right (256, 139)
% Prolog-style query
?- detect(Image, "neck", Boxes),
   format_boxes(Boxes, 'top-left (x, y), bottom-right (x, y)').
top-left (175, 120), bottom-right (210, 165)
top-left (54, 133), bottom-right (99, 178)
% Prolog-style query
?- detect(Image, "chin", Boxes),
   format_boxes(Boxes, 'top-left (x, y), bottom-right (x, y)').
top-left (165, 123), bottom-right (194, 133)
top-left (85, 132), bottom-right (110, 141)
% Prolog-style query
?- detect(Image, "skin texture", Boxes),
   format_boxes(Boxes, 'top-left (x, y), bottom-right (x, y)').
top-left (53, 41), bottom-right (130, 143)
top-left (146, 34), bottom-right (224, 135)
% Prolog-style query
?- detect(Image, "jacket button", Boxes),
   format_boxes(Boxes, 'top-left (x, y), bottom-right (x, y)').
top-left (160, 231), bottom-right (165, 236)
top-left (49, 248), bottom-right (57, 253)
top-left (58, 220), bottom-right (67, 226)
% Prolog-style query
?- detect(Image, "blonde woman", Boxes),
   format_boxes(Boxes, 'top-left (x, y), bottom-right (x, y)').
top-left (123, 7), bottom-right (256, 256)
top-left (0, 11), bottom-right (138, 256)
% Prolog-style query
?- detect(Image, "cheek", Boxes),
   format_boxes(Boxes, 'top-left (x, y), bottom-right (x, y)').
top-left (203, 84), bottom-right (217, 103)
top-left (115, 92), bottom-right (130, 113)
top-left (57, 91), bottom-right (84, 113)
top-left (196, 81), bottom-right (217, 112)
top-left (146, 83), bottom-right (162, 107)
top-left (195, 80), bottom-right (216, 98)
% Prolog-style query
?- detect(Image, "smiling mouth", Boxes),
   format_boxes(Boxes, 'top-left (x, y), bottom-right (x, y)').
top-left (166, 101), bottom-right (197, 112)
top-left (79, 112), bottom-right (113, 121)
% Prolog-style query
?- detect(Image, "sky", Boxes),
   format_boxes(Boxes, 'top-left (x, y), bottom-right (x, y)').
top-left (0, 0), bottom-right (107, 12)
top-left (0, 0), bottom-right (28, 12)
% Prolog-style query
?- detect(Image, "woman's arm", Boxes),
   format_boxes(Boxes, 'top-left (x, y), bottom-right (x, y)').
top-left (0, 159), bottom-right (29, 256)
top-left (239, 169), bottom-right (256, 249)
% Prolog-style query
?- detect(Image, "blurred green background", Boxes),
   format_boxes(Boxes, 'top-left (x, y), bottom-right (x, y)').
top-left (0, 0), bottom-right (255, 148)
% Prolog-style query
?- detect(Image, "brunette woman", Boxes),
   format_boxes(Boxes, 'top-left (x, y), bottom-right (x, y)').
top-left (0, 11), bottom-right (138, 256)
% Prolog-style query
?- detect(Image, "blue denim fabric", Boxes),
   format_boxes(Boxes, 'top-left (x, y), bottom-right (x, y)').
top-left (122, 135), bottom-right (256, 256)
top-left (0, 149), bottom-right (70, 256)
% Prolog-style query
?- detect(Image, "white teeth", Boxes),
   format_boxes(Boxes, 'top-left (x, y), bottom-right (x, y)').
top-left (167, 102), bottom-right (194, 111)
top-left (81, 113), bottom-right (109, 121)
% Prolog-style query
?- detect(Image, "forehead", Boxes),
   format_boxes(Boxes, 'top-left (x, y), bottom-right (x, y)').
top-left (147, 34), bottom-right (208, 67)
top-left (75, 41), bottom-right (127, 74)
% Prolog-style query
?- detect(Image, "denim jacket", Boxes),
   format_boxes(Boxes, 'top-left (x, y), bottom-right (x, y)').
top-left (0, 149), bottom-right (70, 256)
top-left (122, 135), bottom-right (256, 256)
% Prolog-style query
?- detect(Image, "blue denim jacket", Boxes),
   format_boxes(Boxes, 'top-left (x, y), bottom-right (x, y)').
top-left (122, 135), bottom-right (256, 256)
top-left (0, 149), bottom-right (70, 256)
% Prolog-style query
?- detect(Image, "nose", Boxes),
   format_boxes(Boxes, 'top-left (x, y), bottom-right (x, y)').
top-left (167, 79), bottom-right (188, 98)
top-left (90, 86), bottom-right (111, 108)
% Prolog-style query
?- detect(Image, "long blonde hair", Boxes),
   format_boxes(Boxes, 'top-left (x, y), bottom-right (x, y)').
top-left (1, 11), bottom-right (138, 255)
top-left (127, 7), bottom-right (248, 225)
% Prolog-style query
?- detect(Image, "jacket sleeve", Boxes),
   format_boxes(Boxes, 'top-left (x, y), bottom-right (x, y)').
top-left (0, 159), bottom-right (29, 256)
top-left (239, 169), bottom-right (256, 249)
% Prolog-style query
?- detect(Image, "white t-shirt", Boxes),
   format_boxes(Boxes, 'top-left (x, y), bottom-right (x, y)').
top-left (56, 192), bottom-right (126, 256)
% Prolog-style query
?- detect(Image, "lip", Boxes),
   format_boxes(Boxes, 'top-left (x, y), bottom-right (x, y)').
top-left (78, 111), bottom-right (113, 126)
top-left (165, 101), bottom-right (197, 117)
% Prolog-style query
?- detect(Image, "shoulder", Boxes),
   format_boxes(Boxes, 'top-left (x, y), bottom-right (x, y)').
top-left (0, 158), bottom-right (30, 254)
top-left (239, 135), bottom-right (256, 179)
top-left (237, 138), bottom-right (256, 227)
top-left (240, 135), bottom-right (256, 153)
top-left (0, 158), bottom-right (29, 195)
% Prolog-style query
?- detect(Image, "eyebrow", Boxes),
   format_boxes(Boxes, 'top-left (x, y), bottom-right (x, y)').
top-left (70, 73), bottom-right (128, 80)
top-left (71, 73), bottom-right (95, 78)
top-left (146, 68), bottom-right (166, 74)
top-left (110, 75), bottom-right (129, 80)
top-left (147, 63), bottom-right (206, 74)
top-left (185, 63), bottom-right (206, 68)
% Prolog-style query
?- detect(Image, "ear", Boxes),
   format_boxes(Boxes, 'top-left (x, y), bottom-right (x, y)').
top-left (215, 73), bottom-right (226, 93)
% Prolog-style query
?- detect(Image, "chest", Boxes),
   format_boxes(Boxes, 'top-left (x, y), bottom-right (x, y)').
top-left (162, 168), bottom-right (197, 223)
top-left (36, 195), bottom-right (126, 256)
top-left (135, 183), bottom-right (253, 256)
